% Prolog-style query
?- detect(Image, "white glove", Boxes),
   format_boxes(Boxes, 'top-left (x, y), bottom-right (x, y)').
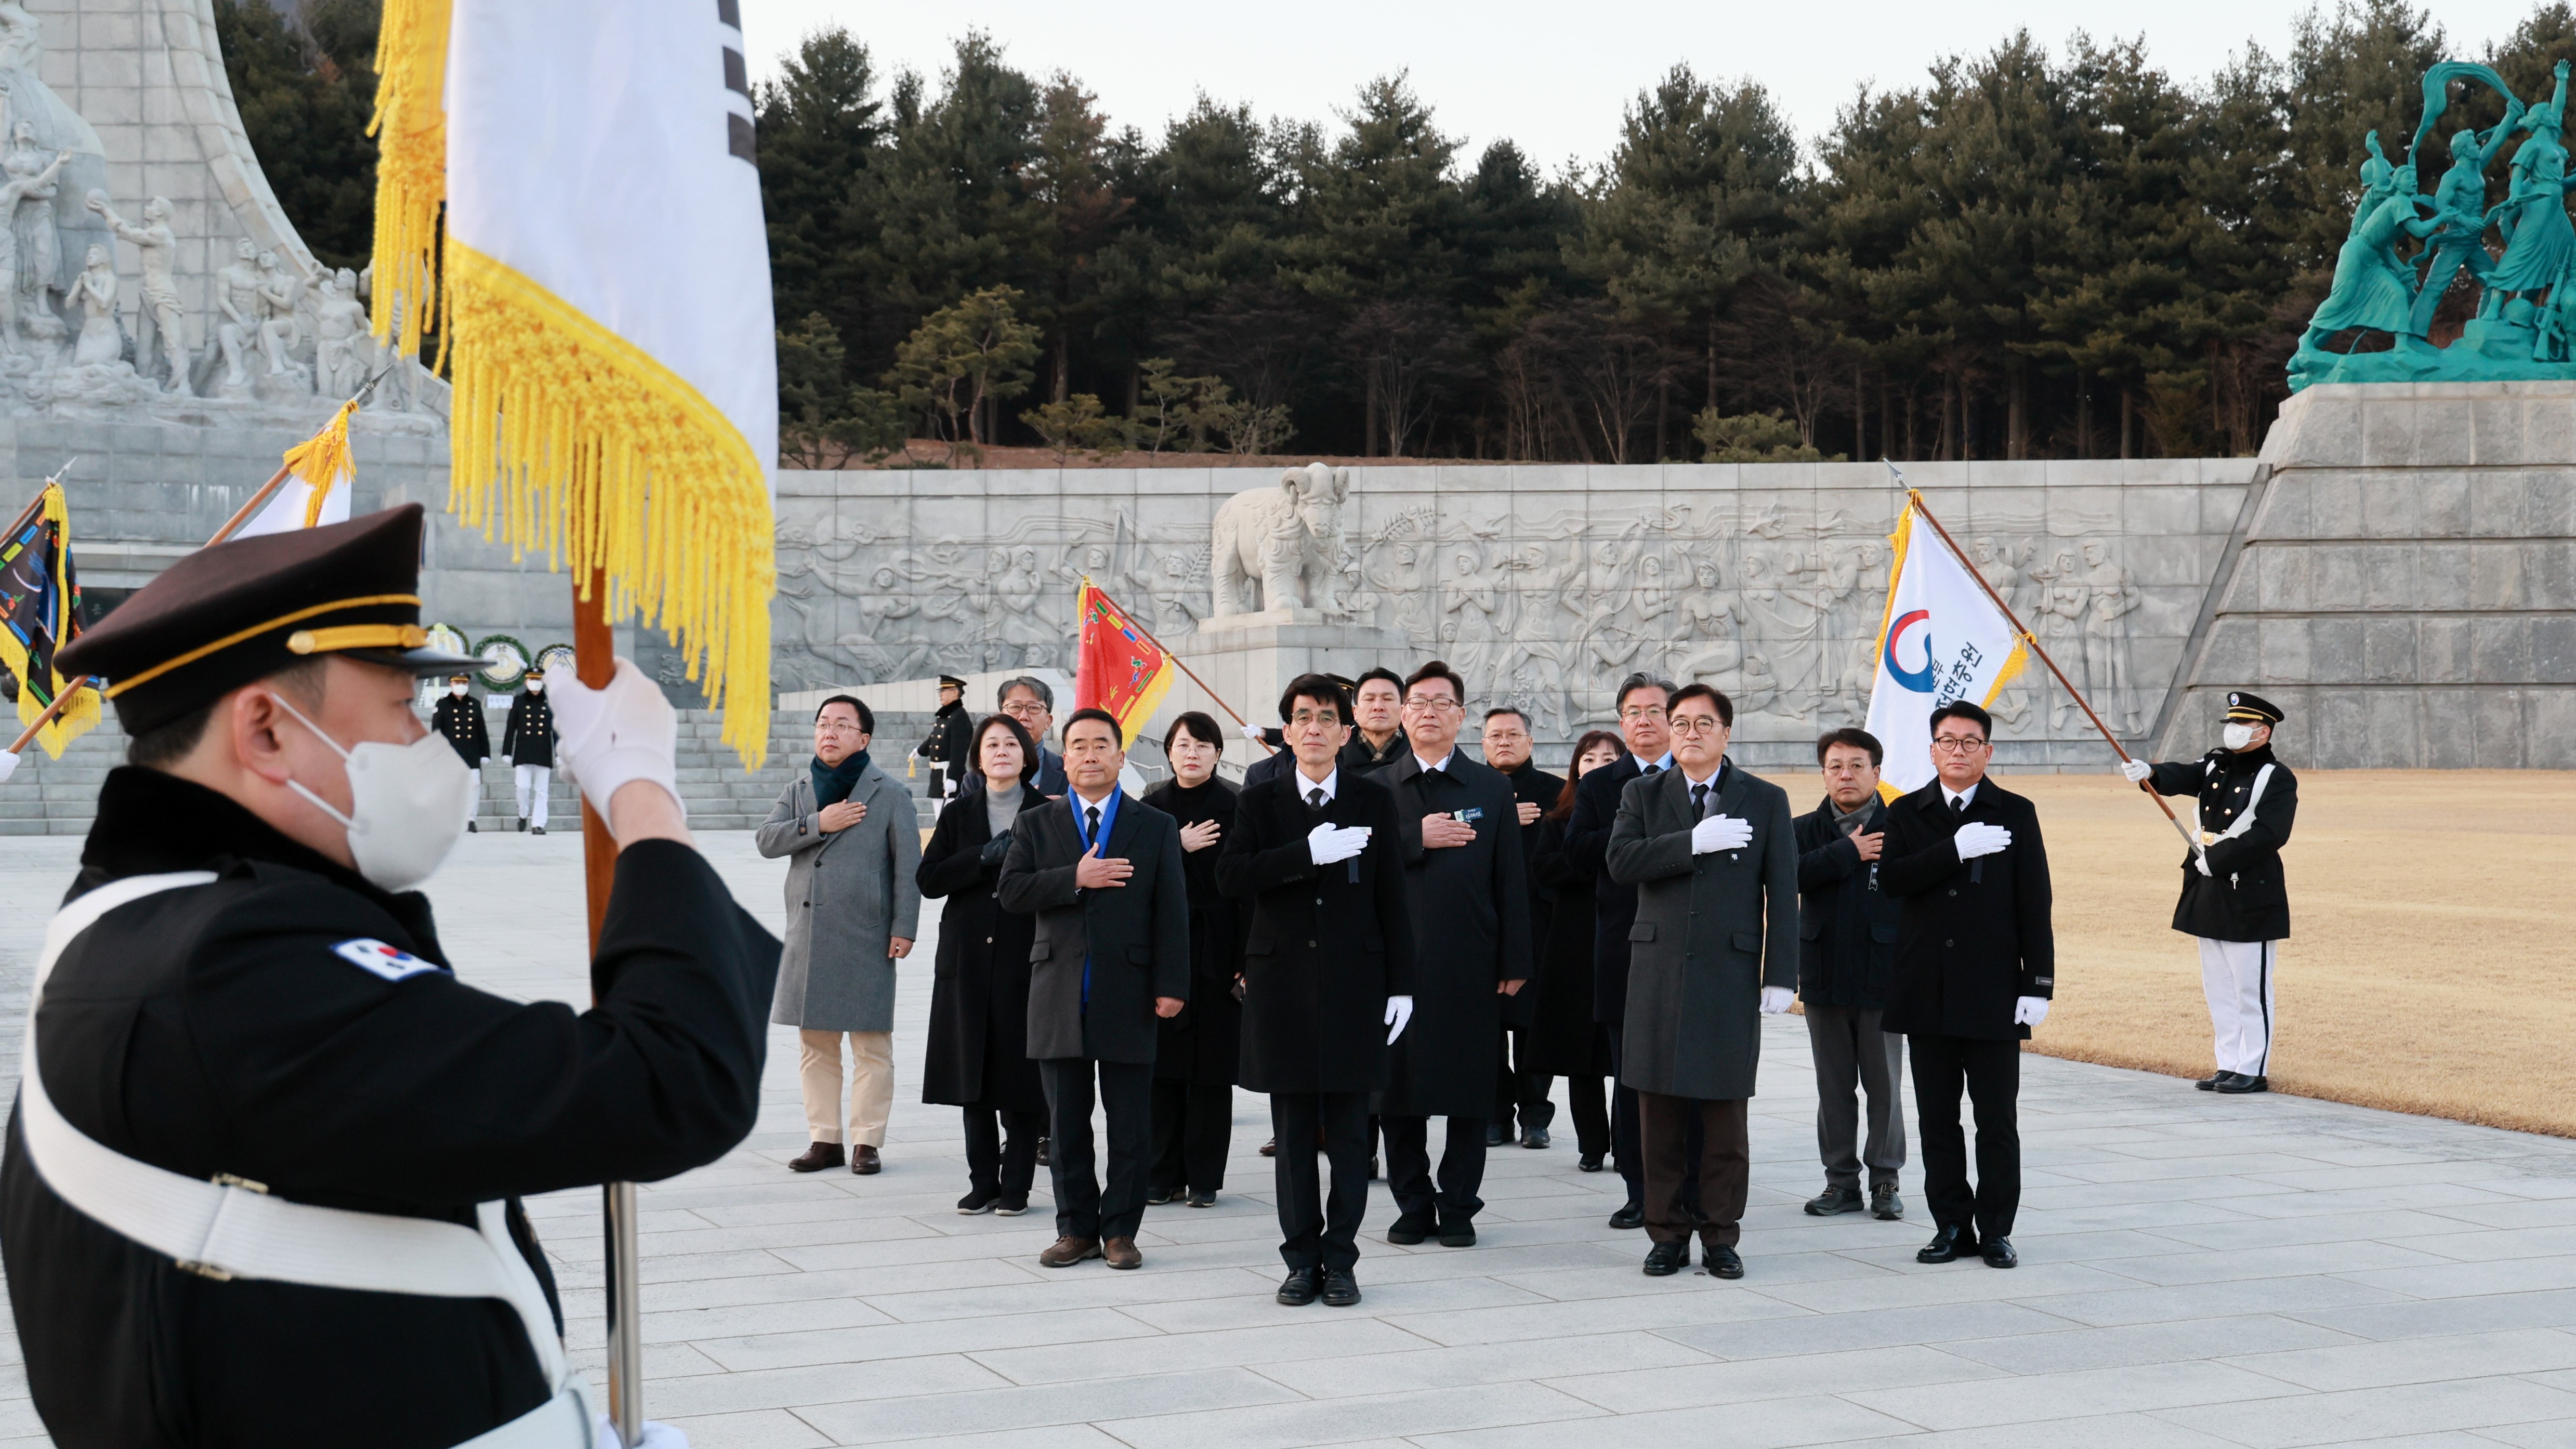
top-left (1306, 821), bottom-right (1371, 865)
top-left (2119, 758), bottom-right (2153, 784)
top-left (1385, 994), bottom-right (1414, 1044)
top-left (546, 657), bottom-right (682, 820)
top-left (1953, 822), bottom-right (2013, 860)
top-left (496, 755), bottom-right (511, 767)
top-left (1690, 813), bottom-right (1754, 854)
top-left (0, 749), bottom-right (17, 785)
top-left (1243, 722), bottom-right (1268, 742)
top-left (2013, 996), bottom-right (2050, 1027)
top-left (595, 1417), bottom-right (690, 1449)
top-left (2194, 851), bottom-right (2213, 877)
top-left (1759, 985), bottom-right (1793, 1015)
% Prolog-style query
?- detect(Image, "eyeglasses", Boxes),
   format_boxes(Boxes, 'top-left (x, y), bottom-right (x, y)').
top-left (1930, 735), bottom-right (1990, 754)
top-left (1403, 695), bottom-right (1461, 712)
top-left (815, 719), bottom-right (865, 734)
top-left (1287, 709), bottom-right (1341, 727)
top-left (1002, 702), bottom-right (1047, 718)
top-left (1620, 705), bottom-right (1668, 722)
top-left (1669, 715), bottom-right (1724, 735)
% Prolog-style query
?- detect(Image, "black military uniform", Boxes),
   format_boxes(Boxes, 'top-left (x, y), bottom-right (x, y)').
top-left (2133, 691), bottom-right (2297, 1094)
top-left (430, 674), bottom-right (493, 832)
top-left (918, 676), bottom-right (974, 798)
top-left (0, 505), bottom-right (782, 1448)
top-left (501, 670), bottom-right (557, 833)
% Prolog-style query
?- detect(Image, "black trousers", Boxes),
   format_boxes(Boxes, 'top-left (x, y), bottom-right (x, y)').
top-left (1039, 1057), bottom-right (1153, 1243)
top-left (1608, 1023), bottom-right (1698, 1209)
top-left (1149, 1079), bottom-right (1232, 1195)
top-left (961, 1106), bottom-right (1046, 1197)
top-left (1381, 1114), bottom-right (1488, 1227)
top-left (1270, 1090), bottom-right (1372, 1273)
top-left (1563, 1071), bottom-right (1610, 1159)
top-left (1909, 1034), bottom-right (2020, 1242)
top-left (1493, 1027), bottom-right (1554, 1133)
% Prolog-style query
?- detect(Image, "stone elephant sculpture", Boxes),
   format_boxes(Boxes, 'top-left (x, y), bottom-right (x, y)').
top-left (1208, 461), bottom-right (1348, 617)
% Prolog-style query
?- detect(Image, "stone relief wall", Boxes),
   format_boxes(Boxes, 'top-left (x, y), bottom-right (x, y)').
top-left (772, 460), bottom-right (2260, 765)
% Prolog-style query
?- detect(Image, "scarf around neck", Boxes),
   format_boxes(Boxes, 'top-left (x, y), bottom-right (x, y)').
top-left (812, 749), bottom-right (871, 808)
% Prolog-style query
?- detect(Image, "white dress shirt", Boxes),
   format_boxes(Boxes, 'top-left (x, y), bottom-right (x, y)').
top-left (1294, 766), bottom-right (1340, 807)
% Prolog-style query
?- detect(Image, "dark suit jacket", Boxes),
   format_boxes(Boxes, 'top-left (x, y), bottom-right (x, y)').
top-left (1369, 752), bottom-right (1534, 1116)
top-left (1216, 769), bottom-right (1415, 1094)
top-left (996, 790), bottom-right (1190, 1064)
top-left (1877, 778), bottom-right (2055, 1041)
top-left (1794, 796), bottom-right (1902, 1010)
top-left (1605, 760), bottom-right (1797, 1100)
top-left (1245, 727), bottom-right (1410, 788)
top-left (1565, 753), bottom-right (1648, 1025)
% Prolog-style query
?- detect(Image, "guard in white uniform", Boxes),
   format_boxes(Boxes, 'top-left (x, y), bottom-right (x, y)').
top-left (2122, 692), bottom-right (2296, 1094)
top-left (0, 505), bottom-right (780, 1447)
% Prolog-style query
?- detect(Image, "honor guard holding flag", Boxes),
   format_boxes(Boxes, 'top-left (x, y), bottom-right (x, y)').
top-left (919, 674), bottom-right (973, 798)
top-left (0, 504), bottom-right (781, 1448)
top-left (2122, 692), bottom-right (2297, 1095)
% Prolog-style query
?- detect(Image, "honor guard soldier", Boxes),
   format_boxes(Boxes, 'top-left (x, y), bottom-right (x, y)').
top-left (2123, 692), bottom-right (2296, 1094)
top-left (0, 504), bottom-right (781, 1448)
top-left (501, 665), bottom-right (558, 833)
top-left (919, 674), bottom-right (973, 799)
top-left (430, 674), bottom-right (492, 831)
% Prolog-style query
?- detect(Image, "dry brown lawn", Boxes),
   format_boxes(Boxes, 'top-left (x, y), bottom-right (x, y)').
top-left (1758, 769), bottom-right (2576, 1139)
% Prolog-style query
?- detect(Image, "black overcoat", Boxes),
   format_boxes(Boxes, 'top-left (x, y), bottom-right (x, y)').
top-left (430, 693), bottom-right (490, 767)
top-left (1876, 778), bottom-right (2056, 1041)
top-left (1523, 814), bottom-right (1614, 1076)
top-left (1563, 752), bottom-right (1649, 1025)
top-left (1606, 761), bottom-right (1799, 1100)
top-left (1, 768), bottom-right (777, 1449)
top-left (1369, 753), bottom-right (1534, 1117)
top-left (499, 690), bottom-right (554, 769)
top-left (1794, 796), bottom-right (1902, 1010)
top-left (916, 782), bottom-right (1050, 1112)
top-left (1215, 770), bottom-right (1417, 1094)
top-left (917, 700), bottom-right (975, 794)
top-left (996, 790), bottom-right (1191, 1064)
top-left (1500, 760), bottom-right (1564, 1010)
top-left (1142, 778), bottom-right (1246, 1086)
top-left (2143, 747), bottom-right (2296, 942)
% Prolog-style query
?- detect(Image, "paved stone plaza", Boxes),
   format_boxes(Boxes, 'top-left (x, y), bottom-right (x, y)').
top-left (6, 829), bottom-right (2576, 1447)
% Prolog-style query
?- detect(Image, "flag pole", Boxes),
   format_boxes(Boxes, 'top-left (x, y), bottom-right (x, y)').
top-left (1884, 464), bottom-right (2201, 858)
top-left (208, 370), bottom-right (391, 546)
top-left (0, 458), bottom-right (75, 542)
top-left (570, 570), bottom-right (646, 1445)
top-left (1082, 581), bottom-right (1273, 754)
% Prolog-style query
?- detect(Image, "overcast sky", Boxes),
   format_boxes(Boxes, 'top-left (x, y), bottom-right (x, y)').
top-left (741, 1), bottom-right (2541, 171)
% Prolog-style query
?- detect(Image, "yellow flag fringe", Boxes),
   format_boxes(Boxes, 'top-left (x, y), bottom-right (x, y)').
top-left (0, 484), bottom-right (100, 758)
top-left (284, 401), bottom-right (358, 527)
top-left (367, 0), bottom-right (449, 359)
top-left (444, 244), bottom-right (774, 767)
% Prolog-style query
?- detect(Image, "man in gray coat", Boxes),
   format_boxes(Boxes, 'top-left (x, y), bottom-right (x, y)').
top-left (1607, 683), bottom-right (1798, 1280)
top-left (760, 694), bottom-right (922, 1175)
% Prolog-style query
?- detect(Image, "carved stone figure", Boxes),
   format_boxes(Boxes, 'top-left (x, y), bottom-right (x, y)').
top-left (212, 237), bottom-right (262, 386)
top-left (66, 243), bottom-right (119, 367)
top-left (91, 193), bottom-right (186, 388)
top-left (3, 119), bottom-right (62, 312)
top-left (255, 249), bottom-right (302, 376)
top-left (312, 267), bottom-right (370, 396)
top-left (1207, 460), bottom-right (1349, 616)
top-left (0, 142), bottom-right (63, 354)
top-left (2080, 539), bottom-right (2143, 726)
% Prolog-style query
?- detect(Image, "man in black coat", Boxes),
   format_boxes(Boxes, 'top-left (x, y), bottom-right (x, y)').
top-left (916, 674), bottom-right (974, 799)
top-left (429, 674), bottom-right (491, 830)
top-left (1794, 728), bottom-right (1908, 1223)
top-left (996, 708), bottom-right (1191, 1272)
top-left (498, 667), bottom-right (556, 834)
top-left (2122, 690), bottom-right (2297, 1094)
top-left (1878, 701), bottom-right (2054, 1271)
top-left (1562, 670), bottom-right (1690, 1229)
top-left (1244, 667), bottom-right (1405, 788)
top-left (1218, 672), bottom-right (1415, 1308)
top-left (1480, 705), bottom-right (1563, 1148)
top-left (1368, 662), bottom-right (1532, 1248)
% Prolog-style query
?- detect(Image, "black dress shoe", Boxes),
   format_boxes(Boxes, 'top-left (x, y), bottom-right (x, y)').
top-left (2195, 1072), bottom-right (2225, 1091)
top-left (466, 820), bottom-right (478, 832)
top-left (957, 1188), bottom-right (1002, 1215)
top-left (529, 824), bottom-right (546, 836)
top-left (1277, 1268), bottom-right (1319, 1306)
top-left (1186, 1190), bottom-right (1216, 1208)
top-left (1608, 1202), bottom-right (1645, 1230)
top-left (787, 1141), bottom-right (845, 1173)
top-left (850, 1144), bottom-right (881, 1175)
top-left (2214, 1073), bottom-right (2269, 1094)
top-left (1259, 1136), bottom-right (1278, 1157)
top-left (1145, 1188), bottom-right (1180, 1206)
top-left (1437, 1222), bottom-right (1477, 1248)
top-left (1521, 1127), bottom-right (1550, 1150)
top-left (1642, 1240), bottom-right (1689, 1276)
top-left (1386, 1213), bottom-right (1433, 1246)
top-left (1916, 1225), bottom-right (1977, 1263)
top-left (995, 1192), bottom-right (1030, 1216)
top-left (1871, 1185), bottom-right (1904, 1221)
top-left (1322, 1268), bottom-right (1362, 1306)
top-left (1804, 1185), bottom-right (1863, 1217)
top-left (1704, 1244), bottom-right (1744, 1280)
top-left (1981, 1237), bottom-right (2018, 1268)
top-left (1578, 1153), bottom-right (1605, 1173)
top-left (1486, 1121), bottom-right (1511, 1148)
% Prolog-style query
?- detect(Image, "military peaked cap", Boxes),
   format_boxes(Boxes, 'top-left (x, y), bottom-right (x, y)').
top-left (2224, 691), bottom-right (2284, 726)
top-left (57, 504), bottom-right (482, 735)
top-left (938, 674), bottom-right (966, 689)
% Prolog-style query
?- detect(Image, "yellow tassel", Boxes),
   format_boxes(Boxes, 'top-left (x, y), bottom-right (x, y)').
top-left (0, 484), bottom-right (102, 759)
top-left (283, 401), bottom-right (359, 528)
top-left (443, 243), bottom-right (773, 768)
top-left (367, 0), bottom-right (450, 360)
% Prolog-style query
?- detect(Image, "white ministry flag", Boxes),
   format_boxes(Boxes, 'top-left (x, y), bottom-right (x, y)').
top-left (1864, 496), bottom-right (2032, 798)
top-left (230, 402), bottom-right (358, 539)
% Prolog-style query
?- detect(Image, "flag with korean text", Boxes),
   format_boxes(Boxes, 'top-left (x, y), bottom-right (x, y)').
top-left (1074, 581), bottom-right (1176, 742)
top-left (1864, 497), bottom-right (2032, 799)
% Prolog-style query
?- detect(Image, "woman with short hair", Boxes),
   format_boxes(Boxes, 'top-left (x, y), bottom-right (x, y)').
top-left (1141, 712), bottom-right (1245, 1208)
top-left (1525, 729), bottom-right (1625, 1171)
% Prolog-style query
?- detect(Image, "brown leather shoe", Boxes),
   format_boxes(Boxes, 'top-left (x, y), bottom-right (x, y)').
top-left (787, 1141), bottom-right (844, 1173)
top-left (1038, 1235), bottom-right (1101, 1268)
top-left (850, 1144), bottom-right (882, 1175)
top-left (1103, 1236), bottom-right (1143, 1270)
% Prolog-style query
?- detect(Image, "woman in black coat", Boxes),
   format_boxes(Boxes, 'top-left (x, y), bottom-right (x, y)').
top-left (1141, 713), bottom-right (1245, 1207)
top-left (1523, 730), bottom-right (1624, 1171)
top-left (918, 714), bottom-right (1052, 1214)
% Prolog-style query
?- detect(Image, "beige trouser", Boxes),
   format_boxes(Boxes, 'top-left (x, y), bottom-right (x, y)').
top-left (798, 1029), bottom-right (895, 1148)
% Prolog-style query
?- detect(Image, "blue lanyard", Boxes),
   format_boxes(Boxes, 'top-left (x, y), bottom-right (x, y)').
top-left (1072, 787), bottom-right (1122, 853)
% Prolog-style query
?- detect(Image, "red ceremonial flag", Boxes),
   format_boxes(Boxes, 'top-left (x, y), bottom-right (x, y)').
top-left (1074, 579), bottom-right (1176, 739)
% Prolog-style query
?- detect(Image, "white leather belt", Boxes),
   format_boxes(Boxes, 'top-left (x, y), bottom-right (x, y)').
top-left (17, 872), bottom-right (597, 1448)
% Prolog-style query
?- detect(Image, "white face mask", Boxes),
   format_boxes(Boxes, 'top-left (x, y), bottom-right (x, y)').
top-left (524, 679), bottom-right (543, 694)
top-left (269, 692), bottom-right (476, 892)
top-left (2221, 722), bottom-right (2258, 751)
top-left (448, 684), bottom-right (467, 697)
